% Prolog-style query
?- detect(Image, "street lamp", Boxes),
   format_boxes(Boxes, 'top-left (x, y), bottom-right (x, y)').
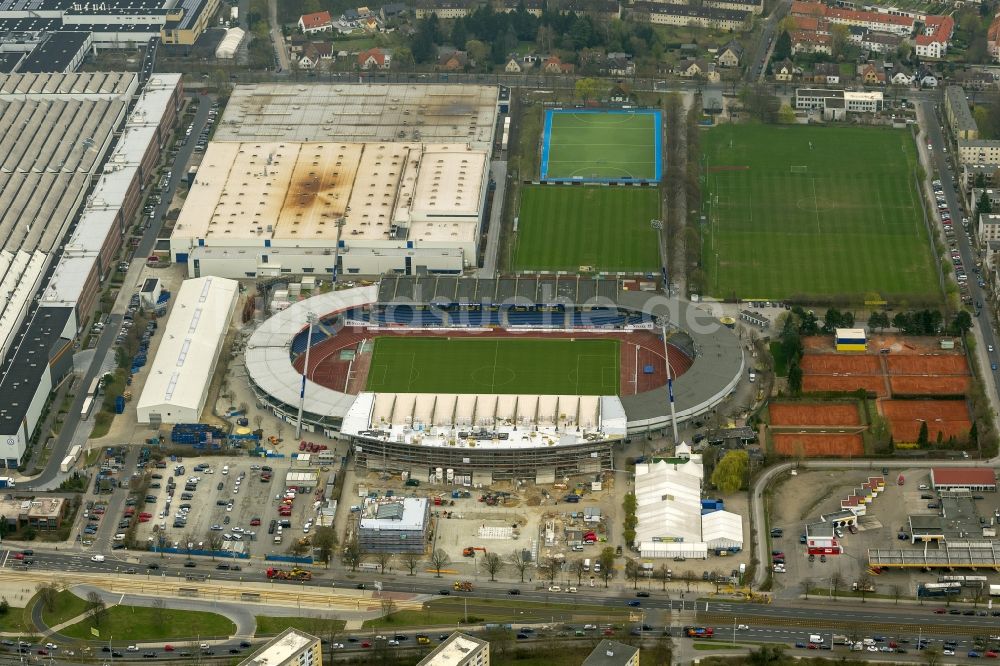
top-left (295, 312), bottom-right (317, 440)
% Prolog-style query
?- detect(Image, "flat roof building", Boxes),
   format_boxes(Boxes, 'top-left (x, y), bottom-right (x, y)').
top-left (136, 276), bottom-right (239, 425)
top-left (357, 497), bottom-right (430, 553)
top-left (582, 640), bottom-right (640, 666)
top-left (238, 628), bottom-right (321, 666)
top-left (930, 467), bottom-right (997, 491)
top-left (417, 632), bottom-right (489, 666)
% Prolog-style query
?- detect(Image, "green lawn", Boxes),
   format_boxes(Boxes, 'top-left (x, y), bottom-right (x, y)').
top-left (702, 124), bottom-right (939, 303)
top-left (40, 590), bottom-right (90, 628)
top-left (366, 337), bottom-right (619, 395)
top-left (513, 186), bottom-right (661, 272)
top-left (60, 606), bottom-right (235, 641)
top-left (255, 616), bottom-right (345, 636)
top-left (542, 110), bottom-right (659, 180)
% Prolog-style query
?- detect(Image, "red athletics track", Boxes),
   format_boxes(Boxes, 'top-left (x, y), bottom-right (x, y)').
top-left (291, 327), bottom-right (693, 396)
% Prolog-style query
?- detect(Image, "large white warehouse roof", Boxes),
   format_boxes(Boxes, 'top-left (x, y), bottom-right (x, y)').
top-left (136, 276), bottom-right (239, 423)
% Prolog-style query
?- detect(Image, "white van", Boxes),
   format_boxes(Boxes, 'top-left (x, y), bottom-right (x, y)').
top-left (809, 635), bottom-right (824, 644)
top-left (593, 562), bottom-right (602, 573)
top-left (91, 555), bottom-right (105, 562)
top-left (222, 465), bottom-right (229, 475)
top-left (583, 558), bottom-right (591, 571)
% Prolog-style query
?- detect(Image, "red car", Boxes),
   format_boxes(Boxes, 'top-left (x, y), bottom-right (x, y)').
top-left (37, 650), bottom-right (48, 656)
top-left (986, 651), bottom-right (998, 659)
top-left (164, 645), bottom-right (175, 652)
top-left (934, 608), bottom-right (947, 614)
top-left (250, 517), bottom-right (261, 526)
top-left (807, 643), bottom-right (818, 650)
top-left (362, 642), bottom-right (371, 648)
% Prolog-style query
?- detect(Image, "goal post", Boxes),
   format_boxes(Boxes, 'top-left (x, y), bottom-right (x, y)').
top-left (790, 165), bottom-right (808, 174)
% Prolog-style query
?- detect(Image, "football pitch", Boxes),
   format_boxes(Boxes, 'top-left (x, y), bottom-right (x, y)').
top-left (365, 336), bottom-right (620, 395)
top-left (541, 110), bottom-right (661, 181)
top-left (703, 125), bottom-right (939, 302)
top-left (513, 186), bottom-right (661, 272)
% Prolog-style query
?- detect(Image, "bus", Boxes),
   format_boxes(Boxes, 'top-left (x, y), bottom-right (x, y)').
top-left (80, 396), bottom-right (95, 421)
top-left (918, 583), bottom-right (962, 598)
top-left (88, 376), bottom-right (101, 398)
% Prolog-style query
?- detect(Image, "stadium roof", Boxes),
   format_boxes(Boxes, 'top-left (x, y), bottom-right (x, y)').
top-left (136, 276), bottom-right (239, 418)
top-left (377, 274), bottom-right (624, 305)
top-left (931, 467), bottom-right (997, 487)
top-left (215, 83), bottom-right (499, 149)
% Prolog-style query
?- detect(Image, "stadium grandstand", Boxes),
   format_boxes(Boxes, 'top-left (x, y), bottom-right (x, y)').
top-left (245, 276), bottom-right (744, 480)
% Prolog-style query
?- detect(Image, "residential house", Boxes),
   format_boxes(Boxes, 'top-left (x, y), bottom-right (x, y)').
top-left (505, 57), bottom-right (522, 72)
top-left (605, 52), bottom-right (635, 76)
top-left (791, 29), bottom-right (831, 54)
top-left (989, 13), bottom-right (1000, 62)
top-left (956, 69), bottom-right (996, 91)
top-left (917, 14), bottom-right (954, 58)
top-left (790, 0), bottom-right (827, 19)
top-left (413, 0), bottom-right (473, 18)
top-left (298, 41), bottom-right (333, 69)
top-left (857, 30), bottom-right (901, 54)
top-left (890, 69), bottom-right (914, 86)
top-left (859, 62), bottom-right (886, 85)
top-left (298, 10), bottom-right (333, 33)
top-left (379, 3), bottom-right (408, 22)
top-left (917, 67), bottom-right (938, 88)
top-left (542, 55), bottom-right (574, 74)
top-left (773, 58), bottom-right (798, 81)
top-left (438, 48), bottom-right (469, 70)
top-left (791, 1), bottom-right (915, 35)
top-left (358, 47), bottom-right (391, 69)
top-left (495, 0), bottom-right (545, 15)
top-left (915, 34), bottom-right (945, 58)
top-left (812, 62), bottom-right (840, 85)
top-left (630, 2), bottom-right (751, 30)
top-left (609, 83), bottom-right (632, 102)
top-left (558, 0), bottom-right (620, 20)
top-left (717, 41), bottom-right (743, 67)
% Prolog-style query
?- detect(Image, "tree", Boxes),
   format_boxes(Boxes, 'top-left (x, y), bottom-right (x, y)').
top-left (508, 550), bottom-right (531, 583)
top-left (624, 559), bottom-right (641, 589)
top-left (312, 527), bottom-right (338, 568)
top-left (465, 39), bottom-right (488, 67)
top-left (788, 360), bottom-right (803, 395)
top-left (773, 30), bottom-right (792, 61)
top-left (572, 559), bottom-right (587, 585)
top-left (575, 77), bottom-right (604, 102)
top-left (978, 190), bottom-right (993, 218)
top-left (539, 556), bottom-right (560, 585)
top-left (830, 570), bottom-right (845, 600)
top-left (917, 420), bottom-right (930, 448)
top-left (483, 552), bottom-right (504, 581)
top-left (867, 310), bottom-right (889, 332)
top-left (37, 583), bottom-right (59, 613)
top-left (341, 540), bottom-right (363, 572)
top-left (402, 551), bottom-right (420, 576)
top-left (657, 563), bottom-right (671, 591)
top-left (289, 538), bottom-right (310, 557)
top-left (923, 646), bottom-right (943, 666)
top-left (429, 549), bottom-right (450, 577)
top-left (681, 570), bottom-right (695, 592)
top-left (623, 492), bottom-right (638, 546)
top-left (855, 572), bottom-right (873, 602)
top-left (711, 450), bottom-right (749, 493)
top-left (830, 24), bottom-right (850, 57)
top-left (86, 591), bottom-right (106, 627)
top-left (890, 583), bottom-right (902, 605)
top-left (801, 578), bottom-right (812, 599)
top-left (207, 533), bottom-right (223, 560)
top-left (598, 547), bottom-right (616, 588)
top-left (375, 551), bottom-right (393, 574)
top-left (253, 415), bottom-right (263, 430)
top-left (778, 103), bottom-right (796, 124)
top-left (152, 598), bottom-right (166, 626)
top-left (951, 310), bottom-right (973, 336)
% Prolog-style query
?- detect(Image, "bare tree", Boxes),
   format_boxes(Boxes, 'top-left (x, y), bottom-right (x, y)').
top-left (624, 559), bottom-right (641, 589)
top-left (253, 415), bottom-right (263, 430)
top-left (482, 552), bottom-right (504, 582)
top-left (36, 583), bottom-right (60, 613)
top-left (341, 540), bottom-right (362, 571)
top-left (657, 563), bottom-right (671, 591)
top-left (429, 549), bottom-right (450, 578)
top-left (375, 551), bottom-right (393, 574)
top-left (86, 591), bottom-right (106, 627)
top-left (402, 551), bottom-right (420, 576)
top-left (312, 527), bottom-right (338, 568)
top-left (507, 550), bottom-right (531, 583)
top-left (682, 570), bottom-right (695, 593)
top-left (152, 598), bottom-right (166, 626)
top-left (830, 571), bottom-right (845, 600)
top-left (855, 572), bottom-right (873, 603)
top-left (539, 556), bottom-right (560, 585)
top-left (923, 646), bottom-right (943, 666)
top-left (889, 583), bottom-right (902, 605)
top-left (801, 578), bottom-right (812, 600)
top-left (571, 559), bottom-right (587, 586)
top-left (207, 533), bottom-right (223, 560)
top-left (379, 595), bottom-right (396, 618)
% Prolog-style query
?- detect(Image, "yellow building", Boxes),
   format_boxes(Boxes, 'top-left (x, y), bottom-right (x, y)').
top-left (835, 327), bottom-right (867, 352)
top-left (161, 0), bottom-right (220, 46)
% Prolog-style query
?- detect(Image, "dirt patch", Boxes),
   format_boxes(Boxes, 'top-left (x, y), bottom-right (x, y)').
top-left (773, 433), bottom-right (864, 457)
top-left (880, 400), bottom-right (972, 442)
top-left (770, 402), bottom-right (861, 426)
top-left (803, 375), bottom-right (887, 396)
top-left (889, 375), bottom-right (970, 396)
top-left (885, 354), bottom-right (969, 376)
top-left (800, 354), bottom-right (880, 374)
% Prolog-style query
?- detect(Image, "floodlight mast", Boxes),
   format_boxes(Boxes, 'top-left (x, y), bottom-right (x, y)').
top-left (295, 312), bottom-right (317, 440)
top-left (655, 315), bottom-right (680, 444)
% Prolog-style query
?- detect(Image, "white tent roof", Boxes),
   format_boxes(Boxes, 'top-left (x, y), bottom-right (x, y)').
top-left (701, 510), bottom-right (744, 549)
top-left (634, 459), bottom-right (703, 544)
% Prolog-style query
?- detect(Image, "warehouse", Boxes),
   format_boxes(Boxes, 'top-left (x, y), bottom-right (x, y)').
top-left (835, 327), bottom-right (867, 352)
top-left (930, 467), bottom-right (997, 492)
top-left (136, 276), bottom-right (239, 425)
top-left (701, 510), bottom-right (744, 552)
top-left (357, 497), bottom-right (430, 553)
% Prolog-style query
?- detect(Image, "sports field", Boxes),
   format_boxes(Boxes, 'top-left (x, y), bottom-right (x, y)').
top-left (513, 186), bottom-right (661, 272)
top-left (541, 110), bottom-right (661, 181)
top-left (365, 336), bottom-right (620, 395)
top-left (703, 125), bottom-right (939, 302)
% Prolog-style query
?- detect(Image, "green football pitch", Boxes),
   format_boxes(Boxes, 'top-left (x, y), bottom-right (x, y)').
top-left (365, 336), bottom-right (620, 395)
top-left (513, 186), bottom-right (661, 272)
top-left (703, 124), bottom-right (939, 302)
top-left (542, 111), bottom-right (659, 180)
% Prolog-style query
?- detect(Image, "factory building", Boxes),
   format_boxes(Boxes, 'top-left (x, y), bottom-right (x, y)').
top-left (357, 497), bottom-right (430, 553)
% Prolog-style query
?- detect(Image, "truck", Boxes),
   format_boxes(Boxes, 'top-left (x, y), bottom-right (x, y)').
top-left (833, 634), bottom-right (850, 646)
top-left (59, 455), bottom-right (75, 473)
top-left (684, 627), bottom-right (714, 638)
top-left (0, 477), bottom-right (16, 489)
top-left (266, 567), bottom-right (312, 581)
top-left (453, 580), bottom-right (473, 591)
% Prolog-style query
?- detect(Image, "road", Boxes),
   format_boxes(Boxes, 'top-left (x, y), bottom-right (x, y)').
top-left (267, 0), bottom-right (290, 72)
top-left (745, 0), bottom-right (791, 82)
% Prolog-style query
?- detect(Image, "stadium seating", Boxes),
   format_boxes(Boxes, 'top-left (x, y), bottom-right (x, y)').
top-left (290, 327), bottom-right (331, 353)
top-left (504, 310), bottom-right (550, 326)
top-left (449, 310), bottom-right (501, 327)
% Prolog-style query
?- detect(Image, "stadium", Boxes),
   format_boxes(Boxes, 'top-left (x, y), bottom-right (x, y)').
top-left (245, 276), bottom-right (745, 482)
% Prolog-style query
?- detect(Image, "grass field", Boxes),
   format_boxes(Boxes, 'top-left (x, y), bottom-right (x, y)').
top-left (60, 606), bottom-right (235, 641)
top-left (513, 186), bottom-right (661, 272)
top-left (365, 337), bottom-right (619, 395)
top-left (542, 110), bottom-right (659, 180)
top-left (703, 124), bottom-right (939, 302)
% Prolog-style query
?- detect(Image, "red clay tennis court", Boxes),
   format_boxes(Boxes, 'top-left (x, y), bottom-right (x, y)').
top-left (885, 355), bottom-right (969, 375)
top-left (800, 354), bottom-right (881, 374)
top-left (773, 433), bottom-right (864, 457)
top-left (880, 400), bottom-right (972, 442)
top-left (889, 375), bottom-right (970, 396)
top-left (770, 402), bottom-right (861, 427)
top-left (803, 375), bottom-right (887, 396)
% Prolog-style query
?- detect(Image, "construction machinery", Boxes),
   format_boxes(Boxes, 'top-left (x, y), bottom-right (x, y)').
top-left (266, 567), bottom-right (312, 581)
top-left (462, 547), bottom-right (487, 557)
top-left (453, 580), bottom-right (473, 591)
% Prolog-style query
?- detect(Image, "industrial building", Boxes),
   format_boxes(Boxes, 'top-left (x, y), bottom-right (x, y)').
top-left (169, 84), bottom-right (500, 278)
top-left (0, 72), bottom-right (180, 467)
top-left (416, 632), bottom-right (489, 666)
top-left (238, 628), bottom-right (322, 666)
top-left (930, 467), bottom-right (997, 492)
top-left (136, 276), bottom-right (238, 425)
top-left (835, 328), bottom-right (867, 352)
top-left (357, 497), bottom-right (430, 553)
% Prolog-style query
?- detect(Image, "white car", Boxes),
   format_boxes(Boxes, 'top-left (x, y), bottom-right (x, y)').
top-left (548, 586), bottom-right (562, 592)
top-left (919, 484), bottom-right (929, 490)
top-left (45, 643), bottom-right (58, 650)
top-left (227, 504), bottom-right (234, 512)
top-left (944, 649), bottom-right (955, 656)
top-left (737, 625), bottom-right (749, 630)
top-left (867, 646), bottom-right (879, 652)
top-left (91, 555), bottom-right (105, 562)
top-left (200, 643), bottom-right (209, 649)
top-left (232, 527), bottom-right (244, 534)
top-left (127, 646), bottom-right (139, 652)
